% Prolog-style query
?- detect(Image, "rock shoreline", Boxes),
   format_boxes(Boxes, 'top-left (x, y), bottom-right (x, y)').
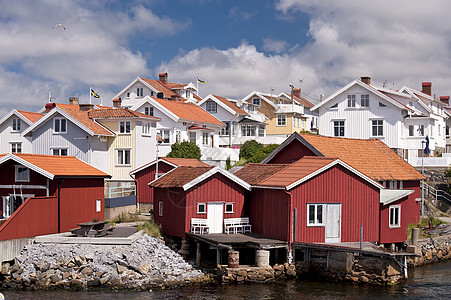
top-left (0, 234), bottom-right (210, 290)
top-left (407, 234), bottom-right (451, 267)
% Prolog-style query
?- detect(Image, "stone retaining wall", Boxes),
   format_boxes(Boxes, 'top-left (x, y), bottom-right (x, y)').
top-left (218, 263), bottom-right (296, 283)
top-left (407, 234), bottom-right (451, 267)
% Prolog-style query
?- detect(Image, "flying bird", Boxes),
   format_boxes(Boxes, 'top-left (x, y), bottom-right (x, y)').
top-left (53, 24), bottom-right (66, 30)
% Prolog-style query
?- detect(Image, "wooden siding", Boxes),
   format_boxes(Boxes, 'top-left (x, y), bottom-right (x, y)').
top-left (135, 162), bottom-right (174, 204)
top-left (268, 139), bottom-right (317, 164)
top-left (0, 115), bottom-right (33, 154)
top-left (291, 165), bottom-right (380, 243)
top-left (153, 187), bottom-right (187, 237)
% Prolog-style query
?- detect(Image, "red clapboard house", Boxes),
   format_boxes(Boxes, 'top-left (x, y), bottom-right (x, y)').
top-left (235, 157), bottom-right (384, 246)
top-left (260, 132), bottom-right (425, 244)
top-left (130, 157), bottom-right (209, 210)
top-left (0, 153), bottom-right (110, 240)
top-left (149, 165), bottom-right (250, 238)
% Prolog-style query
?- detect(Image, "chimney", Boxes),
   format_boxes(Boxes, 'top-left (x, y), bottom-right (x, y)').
top-left (113, 97), bottom-right (122, 108)
top-left (79, 104), bottom-right (94, 111)
top-left (45, 102), bottom-right (56, 113)
top-left (422, 82), bottom-right (432, 95)
top-left (292, 88), bottom-right (301, 99)
top-left (440, 96), bottom-right (450, 106)
top-left (171, 95), bottom-right (182, 102)
top-left (361, 76), bottom-right (371, 85)
top-left (69, 97), bottom-right (79, 106)
top-left (159, 72), bottom-right (168, 84)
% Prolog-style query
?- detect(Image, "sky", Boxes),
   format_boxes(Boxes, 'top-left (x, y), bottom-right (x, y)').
top-left (1, 0), bottom-right (451, 115)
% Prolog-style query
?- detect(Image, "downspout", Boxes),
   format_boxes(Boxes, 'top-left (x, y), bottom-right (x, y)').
top-left (129, 173), bottom-right (139, 213)
top-left (57, 178), bottom-right (65, 233)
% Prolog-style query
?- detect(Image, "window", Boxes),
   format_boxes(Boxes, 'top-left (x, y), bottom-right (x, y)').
top-left (144, 107), bottom-right (154, 116)
top-left (186, 90), bottom-right (191, 98)
top-left (361, 94), bottom-right (369, 107)
top-left (202, 132), bottom-right (210, 146)
top-left (54, 118), bottom-right (67, 133)
top-left (206, 101), bottom-right (217, 113)
top-left (117, 149), bottom-right (131, 165)
top-left (197, 203), bottom-right (206, 214)
top-left (10, 143), bottom-right (21, 153)
top-left (258, 124), bottom-right (265, 137)
top-left (119, 121), bottom-right (131, 134)
top-left (307, 204), bottom-right (324, 226)
top-left (142, 122), bottom-right (151, 136)
top-left (333, 120), bottom-right (345, 137)
top-left (389, 205), bottom-right (401, 228)
top-left (126, 92), bottom-right (130, 98)
top-left (389, 181), bottom-right (398, 189)
top-left (96, 199), bottom-right (101, 212)
top-left (15, 165), bottom-right (29, 182)
top-left (252, 97), bottom-right (261, 106)
top-left (372, 120), bottom-right (383, 136)
top-left (157, 129), bottom-right (170, 143)
top-left (220, 122), bottom-right (230, 136)
top-left (158, 201), bottom-right (163, 216)
top-left (409, 125), bottom-right (414, 136)
top-left (225, 203), bottom-right (234, 213)
top-left (347, 95), bottom-right (356, 107)
top-left (241, 124), bottom-right (256, 137)
top-left (175, 130), bottom-right (181, 143)
top-left (419, 125), bottom-right (424, 136)
top-left (137, 87), bottom-right (143, 97)
top-left (277, 114), bottom-right (287, 126)
top-left (379, 102), bottom-right (387, 107)
top-left (447, 126), bottom-right (450, 137)
top-left (12, 118), bottom-right (21, 131)
top-left (330, 103), bottom-right (338, 109)
top-left (52, 148), bottom-right (68, 156)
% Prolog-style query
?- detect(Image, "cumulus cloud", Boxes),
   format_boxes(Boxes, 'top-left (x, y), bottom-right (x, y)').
top-left (262, 38), bottom-right (289, 54)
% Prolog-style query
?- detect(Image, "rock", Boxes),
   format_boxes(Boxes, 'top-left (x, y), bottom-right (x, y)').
top-left (100, 275), bottom-right (110, 285)
top-left (70, 279), bottom-right (83, 287)
top-left (50, 274), bottom-right (61, 283)
top-left (87, 278), bottom-right (100, 287)
top-left (236, 276), bottom-right (245, 282)
top-left (1, 262), bottom-right (10, 275)
top-left (109, 275), bottom-right (121, 287)
top-left (138, 262), bottom-right (150, 274)
top-left (62, 272), bottom-right (71, 280)
top-left (286, 269), bottom-right (296, 277)
top-left (117, 264), bottom-right (128, 274)
top-left (360, 276), bottom-right (369, 283)
top-left (237, 270), bottom-right (247, 277)
top-left (81, 267), bottom-right (93, 276)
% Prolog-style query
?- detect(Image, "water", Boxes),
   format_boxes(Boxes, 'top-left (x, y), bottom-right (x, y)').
top-left (2, 261), bottom-right (450, 299)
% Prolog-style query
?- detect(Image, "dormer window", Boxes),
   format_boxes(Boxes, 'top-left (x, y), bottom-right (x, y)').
top-left (54, 118), bottom-right (67, 133)
top-left (206, 101), bottom-right (217, 113)
top-left (15, 165), bottom-right (29, 182)
top-left (144, 107), bottom-right (154, 116)
top-left (12, 118), bottom-right (21, 131)
top-left (252, 97), bottom-right (260, 106)
top-left (186, 90), bottom-right (191, 98)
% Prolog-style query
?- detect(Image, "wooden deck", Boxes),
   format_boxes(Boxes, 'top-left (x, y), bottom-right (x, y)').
top-left (187, 232), bottom-right (288, 250)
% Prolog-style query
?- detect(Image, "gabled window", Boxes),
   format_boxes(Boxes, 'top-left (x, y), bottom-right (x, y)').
top-left (361, 94), bottom-right (369, 107)
top-left (389, 205), bottom-right (401, 228)
top-left (347, 95), bottom-right (356, 107)
top-left (12, 118), bottom-right (21, 131)
top-left (186, 90), bottom-right (191, 98)
top-left (333, 120), bottom-right (345, 137)
top-left (277, 114), bottom-right (287, 126)
top-left (252, 97), bottom-right (261, 106)
top-left (10, 142), bottom-right (21, 153)
top-left (137, 87), bottom-right (143, 97)
top-left (330, 103), bottom-right (338, 109)
top-left (15, 165), bottom-right (29, 182)
top-left (379, 102), bottom-right (387, 107)
top-left (307, 204), bottom-right (324, 226)
top-left (119, 121), bottom-right (131, 134)
top-left (117, 149), bottom-right (131, 165)
top-left (206, 101), bottom-right (217, 113)
top-left (52, 148), bottom-right (68, 156)
top-left (54, 118), bottom-right (67, 133)
top-left (372, 120), bottom-right (383, 136)
top-left (144, 107), bottom-right (154, 116)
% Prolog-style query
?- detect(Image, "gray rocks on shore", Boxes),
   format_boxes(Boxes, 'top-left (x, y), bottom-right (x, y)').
top-left (0, 234), bottom-right (208, 290)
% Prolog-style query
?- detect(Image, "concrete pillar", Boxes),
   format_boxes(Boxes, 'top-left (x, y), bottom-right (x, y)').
top-left (412, 228), bottom-right (419, 245)
top-left (256, 250), bottom-right (270, 267)
top-left (228, 250), bottom-right (239, 268)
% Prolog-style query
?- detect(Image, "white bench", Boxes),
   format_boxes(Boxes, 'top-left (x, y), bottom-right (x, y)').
top-left (224, 217), bottom-right (252, 234)
top-left (190, 218), bottom-right (209, 234)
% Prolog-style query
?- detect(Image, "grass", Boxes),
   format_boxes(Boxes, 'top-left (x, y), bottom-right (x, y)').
top-left (407, 216), bottom-right (446, 239)
top-left (138, 220), bottom-right (163, 238)
top-left (113, 212), bottom-right (144, 223)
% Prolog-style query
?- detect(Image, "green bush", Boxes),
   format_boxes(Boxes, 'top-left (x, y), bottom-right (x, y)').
top-left (225, 156), bottom-right (232, 170)
top-left (167, 141), bottom-right (201, 159)
top-left (138, 220), bottom-right (163, 238)
top-left (248, 143), bottom-right (279, 163)
top-left (239, 140), bottom-right (263, 160)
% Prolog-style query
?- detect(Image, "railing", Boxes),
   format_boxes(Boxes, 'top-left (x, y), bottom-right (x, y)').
top-left (422, 182), bottom-right (451, 204)
top-left (104, 185), bottom-right (136, 199)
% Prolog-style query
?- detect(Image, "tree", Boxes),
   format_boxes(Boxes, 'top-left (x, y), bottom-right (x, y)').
top-left (239, 140), bottom-right (263, 160)
top-left (225, 156), bottom-right (232, 170)
top-left (166, 141), bottom-right (201, 159)
top-left (248, 144), bottom-right (279, 163)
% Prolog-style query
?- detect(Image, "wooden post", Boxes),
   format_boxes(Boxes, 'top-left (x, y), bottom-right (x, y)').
top-left (196, 243), bottom-right (201, 267)
top-left (217, 248), bottom-right (221, 266)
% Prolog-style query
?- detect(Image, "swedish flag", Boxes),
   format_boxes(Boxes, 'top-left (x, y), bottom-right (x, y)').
top-left (197, 78), bottom-right (208, 84)
top-left (91, 88), bottom-right (100, 98)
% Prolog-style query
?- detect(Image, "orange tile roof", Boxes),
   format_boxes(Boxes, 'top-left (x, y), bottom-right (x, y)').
top-left (300, 134), bottom-right (424, 181)
top-left (153, 97), bottom-right (223, 125)
top-left (59, 108), bottom-right (114, 136)
top-left (88, 108), bottom-right (160, 121)
top-left (293, 96), bottom-right (315, 109)
top-left (141, 77), bottom-right (181, 99)
top-left (55, 103), bottom-right (80, 110)
top-left (149, 166), bottom-right (214, 188)
top-left (259, 157), bottom-right (337, 187)
top-left (10, 153), bottom-right (110, 177)
top-left (17, 110), bottom-right (43, 123)
top-left (161, 157), bottom-right (210, 167)
top-left (212, 95), bottom-right (249, 115)
top-left (234, 163), bottom-right (290, 185)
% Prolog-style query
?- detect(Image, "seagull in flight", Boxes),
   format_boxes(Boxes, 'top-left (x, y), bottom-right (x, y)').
top-left (53, 24), bottom-right (66, 30)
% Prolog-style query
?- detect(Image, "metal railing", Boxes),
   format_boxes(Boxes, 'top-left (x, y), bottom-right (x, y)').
top-left (422, 182), bottom-right (451, 204)
top-left (104, 185), bottom-right (136, 199)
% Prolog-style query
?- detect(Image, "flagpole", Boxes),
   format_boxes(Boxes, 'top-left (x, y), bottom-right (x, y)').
top-left (89, 86), bottom-right (92, 104)
top-left (196, 78), bottom-right (199, 95)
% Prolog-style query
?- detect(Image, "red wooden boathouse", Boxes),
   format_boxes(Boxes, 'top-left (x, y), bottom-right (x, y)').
top-left (0, 153), bottom-right (110, 240)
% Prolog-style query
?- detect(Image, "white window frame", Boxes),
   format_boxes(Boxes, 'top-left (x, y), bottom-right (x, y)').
top-left (158, 201), bottom-right (163, 216)
top-left (15, 165), bottom-right (30, 182)
top-left (52, 148), bottom-right (68, 156)
top-left (258, 124), bottom-right (265, 137)
top-left (53, 118), bottom-right (67, 133)
top-left (12, 118), bottom-right (21, 131)
top-left (241, 124), bottom-right (256, 137)
top-left (371, 120), bottom-right (384, 137)
top-left (307, 203), bottom-right (324, 226)
top-left (206, 101), bottom-right (217, 113)
top-left (197, 203), bottom-right (206, 214)
top-left (137, 87), bottom-right (143, 97)
top-left (202, 132), bottom-right (210, 146)
top-left (10, 142), bottom-right (22, 153)
top-left (144, 107), bottom-right (154, 116)
top-left (142, 122), bottom-right (152, 136)
top-left (119, 121), bottom-right (131, 134)
top-left (117, 149), bottom-right (131, 166)
top-left (418, 125), bottom-right (425, 136)
top-left (96, 199), bottom-right (102, 212)
top-left (361, 94), bottom-right (369, 107)
top-left (252, 97), bottom-right (261, 107)
top-left (277, 114), bottom-right (287, 126)
top-left (224, 203), bottom-right (234, 214)
top-left (220, 121), bottom-right (230, 136)
top-left (347, 95), bottom-right (356, 108)
top-left (389, 205), bottom-right (401, 228)
top-left (333, 120), bottom-right (345, 137)
top-left (157, 129), bottom-right (170, 144)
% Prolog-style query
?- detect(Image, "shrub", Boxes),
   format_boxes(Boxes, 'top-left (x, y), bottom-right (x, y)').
top-left (138, 220), bottom-right (163, 238)
top-left (167, 141), bottom-right (201, 159)
top-left (225, 156), bottom-right (232, 170)
top-left (239, 140), bottom-right (263, 160)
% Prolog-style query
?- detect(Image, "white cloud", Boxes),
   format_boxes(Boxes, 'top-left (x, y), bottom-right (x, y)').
top-left (262, 38), bottom-right (289, 54)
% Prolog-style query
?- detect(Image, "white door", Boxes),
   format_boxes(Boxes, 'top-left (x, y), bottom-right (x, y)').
top-left (325, 204), bottom-right (341, 243)
top-left (207, 202), bottom-right (223, 233)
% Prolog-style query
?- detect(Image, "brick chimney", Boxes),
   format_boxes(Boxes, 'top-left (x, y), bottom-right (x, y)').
top-left (69, 97), bottom-right (79, 106)
top-left (113, 97), bottom-right (122, 108)
top-left (292, 88), bottom-right (301, 99)
top-left (79, 104), bottom-right (94, 111)
top-left (159, 72), bottom-right (168, 84)
top-left (45, 102), bottom-right (56, 113)
top-left (422, 82), bottom-right (432, 95)
top-left (361, 76), bottom-right (371, 85)
top-left (440, 96), bottom-right (450, 106)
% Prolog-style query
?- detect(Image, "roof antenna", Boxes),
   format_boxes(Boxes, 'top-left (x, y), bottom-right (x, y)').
top-left (299, 79), bottom-right (303, 97)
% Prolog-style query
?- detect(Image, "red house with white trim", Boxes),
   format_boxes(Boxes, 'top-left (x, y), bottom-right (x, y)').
top-left (0, 153), bottom-right (110, 240)
top-left (149, 165), bottom-right (250, 238)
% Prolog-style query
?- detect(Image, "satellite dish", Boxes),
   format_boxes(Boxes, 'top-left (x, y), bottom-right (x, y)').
top-left (236, 99), bottom-right (243, 107)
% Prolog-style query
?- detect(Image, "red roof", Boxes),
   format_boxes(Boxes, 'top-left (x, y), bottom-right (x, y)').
top-left (234, 163), bottom-right (290, 185)
top-left (59, 108), bottom-right (114, 136)
top-left (88, 108), bottom-right (160, 121)
top-left (149, 166), bottom-right (214, 188)
top-left (17, 110), bottom-right (43, 123)
top-left (141, 77), bottom-right (181, 99)
top-left (293, 96), bottom-right (315, 109)
top-left (130, 157), bottom-right (209, 175)
top-left (212, 95), bottom-right (249, 115)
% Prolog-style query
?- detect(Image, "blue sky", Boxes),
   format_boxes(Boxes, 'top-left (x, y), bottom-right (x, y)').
top-left (1, 0), bottom-right (451, 114)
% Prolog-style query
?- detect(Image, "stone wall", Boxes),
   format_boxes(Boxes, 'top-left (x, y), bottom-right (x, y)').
top-left (218, 263), bottom-right (296, 283)
top-left (407, 234), bottom-right (451, 267)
